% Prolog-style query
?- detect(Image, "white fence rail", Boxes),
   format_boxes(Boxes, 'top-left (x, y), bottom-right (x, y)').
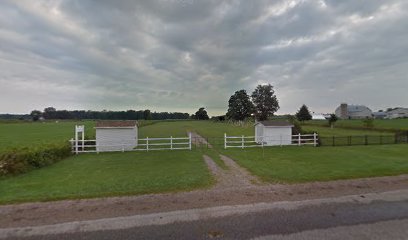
top-left (70, 133), bottom-right (192, 154)
top-left (224, 133), bottom-right (318, 149)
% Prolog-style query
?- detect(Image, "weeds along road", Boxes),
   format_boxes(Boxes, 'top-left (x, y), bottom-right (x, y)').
top-left (2, 189), bottom-right (408, 240)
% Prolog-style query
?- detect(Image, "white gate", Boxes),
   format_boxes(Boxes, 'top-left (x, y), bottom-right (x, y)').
top-left (224, 133), bottom-right (318, 149)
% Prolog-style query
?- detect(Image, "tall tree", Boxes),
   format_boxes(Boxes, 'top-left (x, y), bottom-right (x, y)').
top-left (195, 107), bottom-right (209, 120)
top-left (328, 114), bottom-right (338, 129)
top-left (226, 90), bottom-right (254, 121)
top-left (295, 104), bottom-right (312, 121)
top-left (251, 84), bottom-right (279, 121)
top-left (43, 107), bottom-right (56, 119)
top-left (143, 109), bottom-right (152, 120)
top-left (30, 110), bottom-right (42, 121)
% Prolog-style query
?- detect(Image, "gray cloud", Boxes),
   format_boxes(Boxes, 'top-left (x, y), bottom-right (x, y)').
top-left (1, 0), bottom-right (407, 115)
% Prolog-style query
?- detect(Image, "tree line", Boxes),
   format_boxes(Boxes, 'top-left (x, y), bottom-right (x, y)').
top-left (29, 107), bottom-right (191, 121)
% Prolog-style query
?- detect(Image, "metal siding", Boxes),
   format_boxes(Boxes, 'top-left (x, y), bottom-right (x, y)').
top-left (96, 128), bottom-right (138, 152)
top-left (255, 125), bottom-right (264, 143)
top-left (262, 127), bottom-right (292, 146)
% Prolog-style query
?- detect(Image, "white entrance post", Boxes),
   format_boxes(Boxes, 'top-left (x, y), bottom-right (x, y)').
top-left (224, 133), bottom-right (227, 149)
top-left (75, 125), bottom-right (85, 154)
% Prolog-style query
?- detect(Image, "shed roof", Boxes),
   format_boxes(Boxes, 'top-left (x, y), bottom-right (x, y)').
top-left (95, 120), bottom-right (138, 128)
top-left (255, 121), bottom-right (293, 127)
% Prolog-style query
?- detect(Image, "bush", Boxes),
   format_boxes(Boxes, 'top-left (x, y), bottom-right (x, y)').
top-left (0, 143), bottom-right (72, 176)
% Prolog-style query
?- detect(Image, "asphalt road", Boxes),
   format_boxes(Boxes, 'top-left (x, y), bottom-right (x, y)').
top-left (3, 190), bottom-right (408, 240)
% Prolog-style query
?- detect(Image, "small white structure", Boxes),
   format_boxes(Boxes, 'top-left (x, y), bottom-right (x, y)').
top-left (95, 120), bottom-right (138, 152)
top-left (385, 108), bottom-right (408, 119)
top-left (312, 113), bottom-right (327, 120)
top-left (255, 121), bottom-right (294, 146)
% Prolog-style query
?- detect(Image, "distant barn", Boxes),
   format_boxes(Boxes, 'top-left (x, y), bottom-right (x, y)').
top-left (95, 121), bottom-right (138, 152)
top-left (335, 103), bottom-right (372, 119)
top-left (255, 121), bottom-right (294, 146)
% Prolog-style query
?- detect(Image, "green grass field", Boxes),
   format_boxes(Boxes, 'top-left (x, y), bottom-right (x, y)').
top-left (302, 125), bottom-right (392, 137)
top-left (304, 119), bottom-right (408, 131)
top-left (1, 120), bottom-right (407, 204)
top-left (223, 144), bottom-right (408, 183)
top-left (0, 150), bottom-right (212, 204)
top-left (0, 121), bottom-right (95, 151)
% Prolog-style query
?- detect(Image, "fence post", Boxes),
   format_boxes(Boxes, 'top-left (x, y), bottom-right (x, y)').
top-left (298, 133), bottom-right (301, 146)
top-left (189, 132), bottom-right (192, 150)
top-left (332, 136), bottom-right (335, 146)
top-left (313, 133), bottom-right (317, 147)
top-left (82, 131), bottom-right (85, 152)
top-left (146, 137), bottom-right (149, 151)
top-left (170, 136), bottom-right (173, 150)
top-left (365, 135), bottom-right (368, 145)
top-left (242, 135), bottom-right (244, 149)
top-left (75, 126), bottom-right (78, 154)
top-left (224, 133), bottom-right (227, 149)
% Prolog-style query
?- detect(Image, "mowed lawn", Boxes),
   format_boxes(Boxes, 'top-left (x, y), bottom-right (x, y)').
top-left (301, 125), bottom-right (393, 137)
top-left (0, 150), bottom-right (212, 204)
top-left (223, 144), bottom-right (408, 183)
top-left (304, 119), bottom-right (408, 131)
top-left (1, 120), bottom-right (408, 204)
top-left (0, 121), bottom-right (95, 151)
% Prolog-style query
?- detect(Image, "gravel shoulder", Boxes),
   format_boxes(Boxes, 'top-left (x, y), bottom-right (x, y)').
top-left (1, 173), bottom-right (407, 228)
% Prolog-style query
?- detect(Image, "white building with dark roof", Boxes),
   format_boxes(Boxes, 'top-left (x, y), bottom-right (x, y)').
top-left (95, 120), bottom-right (138, 152)
top-left (254, 121), bottom-right (294, 146)
top-left (335, 103), bottom-right (372, 119)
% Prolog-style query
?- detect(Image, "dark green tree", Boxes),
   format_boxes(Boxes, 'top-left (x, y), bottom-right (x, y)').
top-left (30, 110), bottom-right (42, 121)
top-left (328, 114), bottom-right (338, 129)
top-left (143, 109), bottom-right (152, 120)
top-left (195, 107), bottom-right (209, 120)
top-left (295, 104), bottom-right (312, 121)
top-left (43, 107), bottom-right (56, 119)
top-left (251, 84), bottom-right (279, 121)
top-left (226, 90), bottom-right (254, 121)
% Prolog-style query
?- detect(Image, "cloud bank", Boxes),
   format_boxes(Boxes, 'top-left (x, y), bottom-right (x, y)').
top-left (1, 0), bottom-right (407, 115)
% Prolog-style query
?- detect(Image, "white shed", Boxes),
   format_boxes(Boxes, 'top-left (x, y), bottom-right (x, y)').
top-left (95, 120), bottom-right (138, 152)
top-left (255, 121), bottom-right (294, 146)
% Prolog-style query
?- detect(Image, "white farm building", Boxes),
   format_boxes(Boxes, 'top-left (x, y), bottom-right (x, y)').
top-left (335, 103), bottom-right (372, 119)
top-left (255, 121), bottom-right (294, 146)
top-left (95, 120), bottom-right (138, 152)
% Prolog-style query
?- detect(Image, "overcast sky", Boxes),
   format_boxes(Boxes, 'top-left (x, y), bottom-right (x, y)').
top-left (1, 0), bottom-right (407, 116)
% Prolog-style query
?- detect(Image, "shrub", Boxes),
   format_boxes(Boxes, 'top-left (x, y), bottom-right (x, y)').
top-left (0, 143), bottom-right (72, 176)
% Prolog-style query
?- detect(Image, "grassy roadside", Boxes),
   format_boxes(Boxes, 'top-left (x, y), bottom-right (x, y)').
top-left (0, 150), bottom-right (213, 204)
top-left (222, 144), bottom-right (408, 183)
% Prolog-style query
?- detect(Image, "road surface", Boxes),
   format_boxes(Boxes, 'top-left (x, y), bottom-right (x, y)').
top-left (2, 189), bottom-right (408, 240)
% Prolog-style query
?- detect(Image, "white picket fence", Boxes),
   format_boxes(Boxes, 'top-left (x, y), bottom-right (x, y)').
top-left (224, 133), bottom-right (318, 149)
top-left (70, 133), bottom-right (192, 154)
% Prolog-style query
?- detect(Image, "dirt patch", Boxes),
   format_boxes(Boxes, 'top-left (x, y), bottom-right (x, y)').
top-left (190, 132), bottom-right (212, 148)
top-left (203, 155), bottom-right (258, 189)
top-left (1, 174), bottom-right (408, 228)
